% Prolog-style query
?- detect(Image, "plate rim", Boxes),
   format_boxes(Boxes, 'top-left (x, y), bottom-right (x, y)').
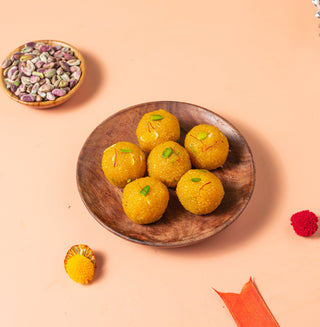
top-left (76, 100), bottom-right (256, 247)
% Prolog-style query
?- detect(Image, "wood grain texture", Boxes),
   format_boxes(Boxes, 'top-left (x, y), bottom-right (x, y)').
top-left (77, 101), bottom-right (255, 247)
top-left (0, 40), bottom-right (85, 109)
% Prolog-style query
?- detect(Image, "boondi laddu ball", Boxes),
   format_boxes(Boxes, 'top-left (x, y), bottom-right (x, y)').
top-left (147, 141), bottom-right (191, 188)
top-left (122, 177), bottom-right (169, 224)
top-left (136, 109), bottom-right (180, 152)
top-left (176, 169), bottom-right (224, 215)
top-left (101, 141), bottom-right (146, 188)
top-left (184, 124), bottom-right (229, 170)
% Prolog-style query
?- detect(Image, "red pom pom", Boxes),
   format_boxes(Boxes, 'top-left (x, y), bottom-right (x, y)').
top-left (290, 210), bottom-right (318, 237)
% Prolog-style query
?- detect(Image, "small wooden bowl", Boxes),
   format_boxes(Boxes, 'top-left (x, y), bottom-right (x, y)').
top-left (77, 101), bottom-right (256, 247)
top-left (0, 40), bottom-right (85, 109)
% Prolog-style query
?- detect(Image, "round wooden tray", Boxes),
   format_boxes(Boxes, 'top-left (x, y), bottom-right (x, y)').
top-left (77, 101), bottom-right (255, 247)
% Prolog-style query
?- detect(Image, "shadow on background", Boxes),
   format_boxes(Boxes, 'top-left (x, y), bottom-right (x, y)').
top-left (161, 119), bottom-right (285, 257)
top-left (93, 250), bottom-right (107, 282)
top-left (46, 50), bottom-right (106, 114)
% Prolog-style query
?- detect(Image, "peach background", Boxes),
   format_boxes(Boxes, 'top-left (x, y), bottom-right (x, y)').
top-left (1, 1), bottom-right (320, 326)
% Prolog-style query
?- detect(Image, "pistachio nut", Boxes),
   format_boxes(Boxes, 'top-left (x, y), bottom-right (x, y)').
top-left (52, 45), bottom-right (62, 51)
top-left (10, 83), bottom-right (18, 93)
top-left (12, 59), bottom-right (20, 66)
top-left (15, 88), bottom-right (21, 97)
top-left (35, 61), bottom-right (44, 69)
top-left (32, 71), bottom-right (44, 78)
top-left (2, 41), bottom-right (82, 102)
top-left (56, 67), bottom-right (63, 75)
top-left (38, 84), bottom-right (53, 93)
top-left (53, 50), bottom-right (63, 58)
top-left (60, 72), bottom-right (70, 81)
top-left (20, 54), bottom-right (34, 62)
top-left (67, 59), bottom-right (81, 66)
top-left (19, 83), bottom-right (26, 92)
top-left (7, 66), bottom-right (18, 79)
top-left (21, 67), bottom-right (32, 77)
top-left (40, 44), bottom-right (51, 52)
top-left (4, 78), bottom-right (14, 85)
top-left (21, 47), bottom-right (33, 54)
top-left (59, 80), bottom-right (69, 88)
top-left (21, 76), bottom-right (31, 85)
top-left (31, 56), bottom-right (39, 64)
top-left (70, 65), bottom-right (80, 73)
top-left (30, 75), bottom-right (40, 84)
top-left (31, 83), bottom-right (40, 94)
top-left (40, 53), bottom-right (48, 63)
top-left (52, 88), bottom-right (66, 97)
top-left (51, 75), bottom-right (59, 84)
top-left (2, 58), bottom-right (12, 69)
top-left (10, 70), bottom-right (19, 81)
top-left (44, 68), bottom-right (56, 78)
top-left (69, 79), bottom-right (77, 89)
top-left (63, 52), bottom-right (74, 60)
top-left (26, 60), bottom-right (35, 72)
top-left (60, 61), bottom-right (70, 71)
top-left (43, 62), bottom-right (55, 69)
top-left (2, 67), bottom-right (10, 77)
top-left (32, 49), bottom-right (40, 56)
top-left (53, 79), bottom-right (60, 88)
top-left (46, 92), bottom-right (56, 101)
top-left (11, 52), bottom-right (21, 61)
top-left (26, 42), bottom-right (36, 48)
top-left (38, 91), bottom-right (46, 98)
top-left (20, 94), bottom-right (35, 102)
top-left (72, 70), bottom-right (81, 81)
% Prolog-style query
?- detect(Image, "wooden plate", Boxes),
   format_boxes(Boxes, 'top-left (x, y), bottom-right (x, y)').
top-left (77, 101), bottom-right (255, 247)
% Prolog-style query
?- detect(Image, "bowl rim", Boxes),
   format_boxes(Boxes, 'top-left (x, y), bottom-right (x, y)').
top-left (0, 39), bottom-right (85, 108)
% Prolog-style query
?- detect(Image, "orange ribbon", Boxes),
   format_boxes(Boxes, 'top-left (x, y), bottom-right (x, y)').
top-left (214, 277), bottom-right (279, 327)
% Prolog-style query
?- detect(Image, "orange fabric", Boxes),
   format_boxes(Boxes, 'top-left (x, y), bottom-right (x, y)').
top-left (214, 278), bottom-right (279, 327)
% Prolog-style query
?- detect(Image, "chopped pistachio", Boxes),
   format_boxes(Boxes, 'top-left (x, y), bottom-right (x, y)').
top-left (151, 114), bottom-right (163, 121)
top-left (140, 185), bottom-right (150, 196)
top-left (162, 147), bottom-right (173, 158)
